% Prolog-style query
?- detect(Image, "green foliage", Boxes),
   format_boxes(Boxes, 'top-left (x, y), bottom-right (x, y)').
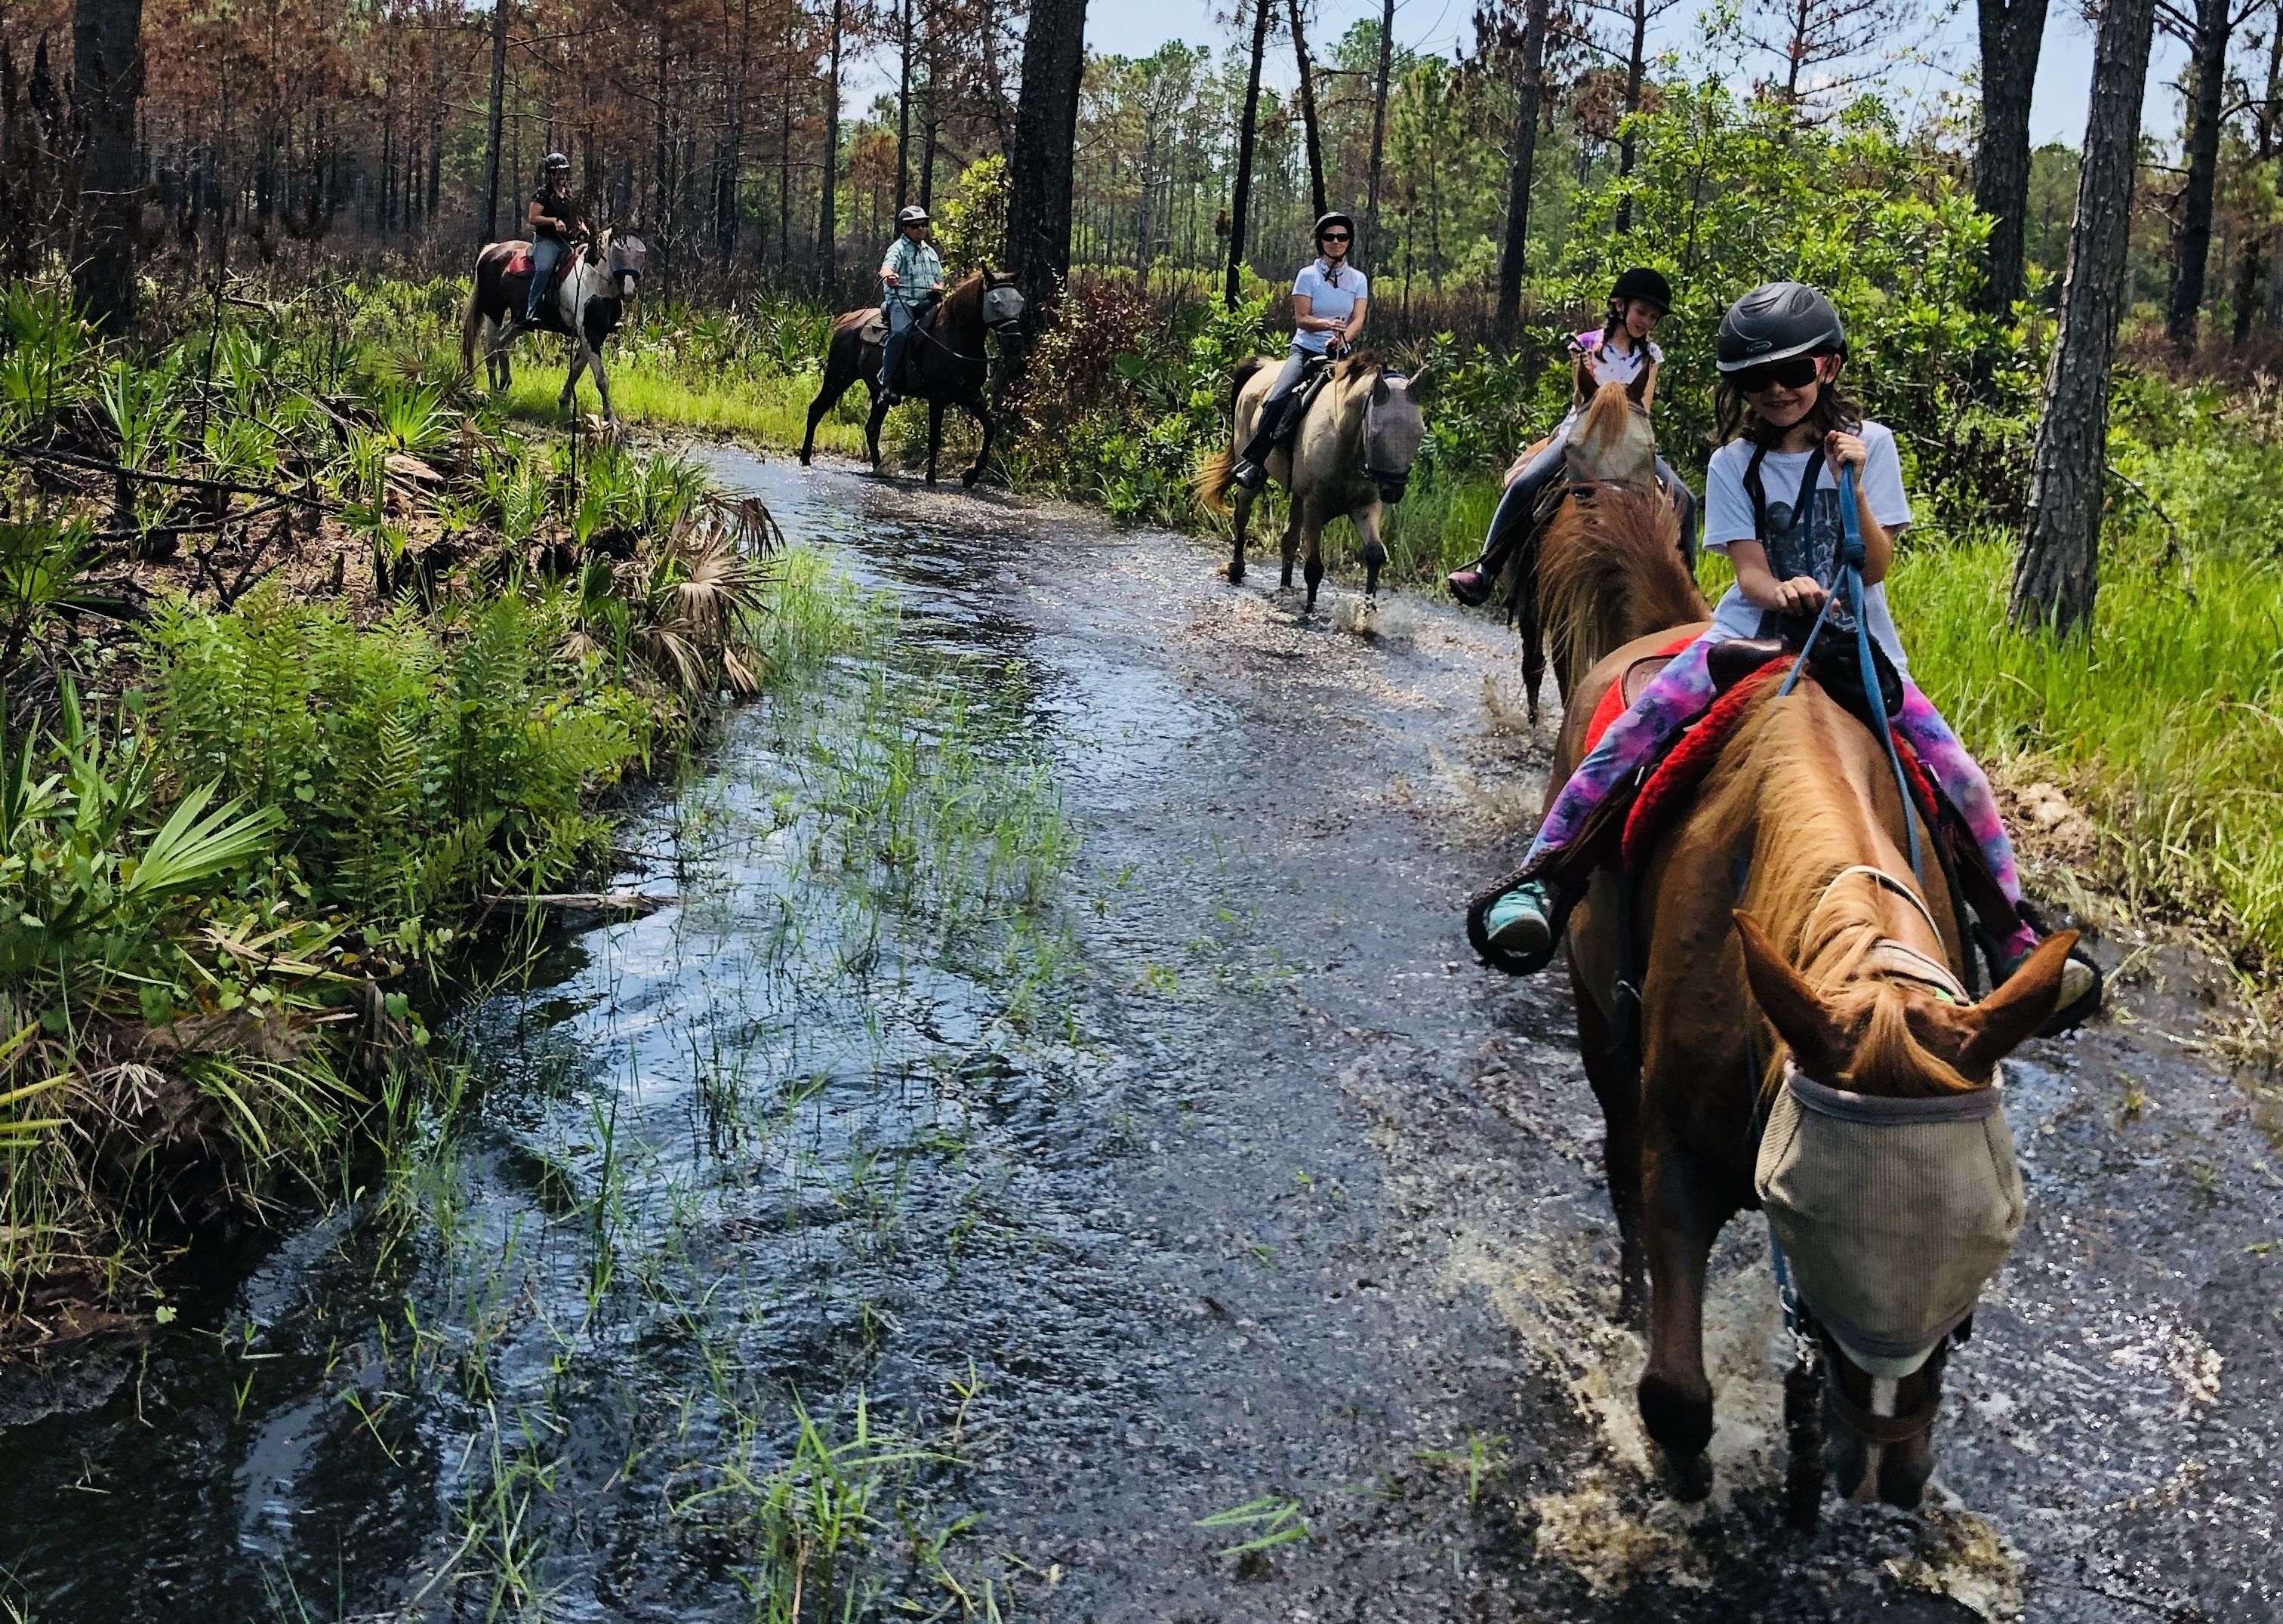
top-left (147, 589), bottom-right (651, 948)
top-left (933, 155), bottom-right (1009, 275)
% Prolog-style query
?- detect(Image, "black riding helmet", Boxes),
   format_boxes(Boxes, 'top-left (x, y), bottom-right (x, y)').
top-left (1610, 267), bottom-right (1671, 313)
top-left (1717, 281), bottom-right (1846, 371)
top-left (1314, 211), bottom-right (1356, 245)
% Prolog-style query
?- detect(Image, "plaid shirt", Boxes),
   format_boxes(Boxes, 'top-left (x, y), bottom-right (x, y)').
top-left (880, 235), bottom-right (944, 311)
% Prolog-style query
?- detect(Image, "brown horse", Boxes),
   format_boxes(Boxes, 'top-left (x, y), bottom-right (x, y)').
top-left (1196, 352), bottom-right (1427, 610)
top-left (1552, 636), bottom-right (2073, 1515)
top-left (1505, 382), bottom-right (1701, 722)
top-left (796, 268), bottom-right (1025, 486)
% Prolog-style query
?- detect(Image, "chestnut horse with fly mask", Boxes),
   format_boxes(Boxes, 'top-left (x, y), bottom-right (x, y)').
top-left (1523, 477), bottom-right (2073, 1521)
top-left (797, 269), bottom-right (1025, 486)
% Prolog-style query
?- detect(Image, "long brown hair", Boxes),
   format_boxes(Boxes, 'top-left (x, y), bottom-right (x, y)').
top-left (1713, 357), bottom-right (1863, 447)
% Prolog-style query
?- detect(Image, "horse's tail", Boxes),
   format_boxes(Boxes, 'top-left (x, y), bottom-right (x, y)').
top-left (460, 266), bottom-right (487, 373)
top-left (1197, 356), bottom-right (1270, 514)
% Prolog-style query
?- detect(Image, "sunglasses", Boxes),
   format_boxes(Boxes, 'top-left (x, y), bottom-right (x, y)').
top-left (1320, 232), bottom-right (1351, 242)
top-left (1732, 355), bottom-right (1821, 395)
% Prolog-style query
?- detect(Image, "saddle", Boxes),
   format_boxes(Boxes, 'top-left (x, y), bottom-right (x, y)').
top-left (863, 295), bottom-right (949, 387)
top-left (1263, 353), bottom-right (1337, 451)
top-left (505, 241), bottom-right (585, 331)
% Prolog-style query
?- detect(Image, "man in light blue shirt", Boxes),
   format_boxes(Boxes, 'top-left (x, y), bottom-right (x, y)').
top-left (1231, 212), bottom-right (1371, 492)
top-left (878, 205), bottom-right (945, 402)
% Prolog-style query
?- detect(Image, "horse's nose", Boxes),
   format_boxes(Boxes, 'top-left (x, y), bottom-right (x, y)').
top-left (1378, 476), bottom-right (1410, 504)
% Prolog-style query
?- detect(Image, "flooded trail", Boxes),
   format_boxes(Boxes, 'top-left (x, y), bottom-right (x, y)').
top-left (1, 454), bottom-right (2277, 1622)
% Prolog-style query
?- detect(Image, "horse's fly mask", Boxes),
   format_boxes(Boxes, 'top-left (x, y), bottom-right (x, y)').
top-left (1362, 372), bottom-right (1425, 505)
top-left (1755, 1061), bottom-right (2026, 1367)
top-left (982, 283), bottom-right (1026, 334)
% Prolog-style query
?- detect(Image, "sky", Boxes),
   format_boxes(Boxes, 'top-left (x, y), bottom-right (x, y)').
top-left (1079, 0), bottom-right (2194, 151)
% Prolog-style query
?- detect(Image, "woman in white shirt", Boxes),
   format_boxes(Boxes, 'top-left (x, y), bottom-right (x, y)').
top-left (1230, 213), bottom-right (1370, 492)
top-left (1448, 267), bottom-right (1694, 605)
top-left (1468, 282), bottom-right (2097, 1026)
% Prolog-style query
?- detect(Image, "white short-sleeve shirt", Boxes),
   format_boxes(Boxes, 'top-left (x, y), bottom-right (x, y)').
top-left (1291, 260), bottom-right (1368, 355)
top-left (1702, 418), bottom-right (1915, 673)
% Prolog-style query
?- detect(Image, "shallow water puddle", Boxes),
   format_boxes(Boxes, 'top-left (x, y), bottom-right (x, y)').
top-left (2, 456), bottom-right (2278, 1622)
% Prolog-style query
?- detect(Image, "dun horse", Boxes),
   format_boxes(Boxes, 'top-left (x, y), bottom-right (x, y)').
top-left (1541, 529), bottom-right (2071, 1518)
top-left (797, 269), bottom-right (1025, 487)
top-left (461, 231), bottom-right (649, 425)
top-left (1197, 353), bottom-right (1426, 611)
top-left (1516, 381), bottom-right (1702, 721)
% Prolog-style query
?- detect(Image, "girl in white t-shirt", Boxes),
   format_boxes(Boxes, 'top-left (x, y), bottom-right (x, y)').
top-left (1471, 282), bottom-right (2097, 1025)
top-left (1447, 267), bottom-right (1696, 604)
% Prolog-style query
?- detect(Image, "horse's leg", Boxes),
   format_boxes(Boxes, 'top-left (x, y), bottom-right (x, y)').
top-left (1349, 498), bottom-right (1387, 602)
top-left (1569, 897), bottom-right (1647, 1327)
top-left (926, 401), bottom-right (944, 486)
top-left (1278, 498), bottom-right (1303, 592)
top-left (1636, 1138), bottom-right (1727, 1498)
top-left (1228, 487), bottom-right (1252, 584)
top-left (801, 369), bottom-right (846, 466)
top-left (962, 397), bottom-right (992, 488)
top-left (1301, 510), bottom-right (1326, 612)
top-left (864, 389), bottom-right (889, 470)
top-left (587, 343), bottom-right (618, 427)
top-left (559, 341), bottom-right (587, 417)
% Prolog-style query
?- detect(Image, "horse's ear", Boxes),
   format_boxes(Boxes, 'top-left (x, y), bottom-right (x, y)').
top-left (1733, 910), bottom-right (1852, 1080)
top-left (1404, 365), bottom-right (1429, 394)
top-left (1955, 930), bottom-right (2076, 1074)
top-left (1370, 373), bottom-right (1391, 405)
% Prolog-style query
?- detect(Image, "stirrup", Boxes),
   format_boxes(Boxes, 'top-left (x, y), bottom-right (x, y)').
top-left (1466, 872), bottom-right (1571, 977)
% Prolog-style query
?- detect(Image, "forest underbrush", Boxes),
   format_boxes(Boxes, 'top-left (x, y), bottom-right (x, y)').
top-left (0, 274), bottom-right (857, 1349)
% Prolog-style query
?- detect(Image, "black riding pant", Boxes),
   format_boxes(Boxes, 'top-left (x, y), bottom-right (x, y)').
top-left (1239, 346), bottom-right (1320, 467)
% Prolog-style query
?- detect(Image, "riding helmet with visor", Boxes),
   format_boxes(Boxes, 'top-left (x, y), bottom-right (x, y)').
top-left (542, 152), bottom-right (570, 174)
top-left (1610, 267), bottom-right (1672, 314)
top-left (1716, 281), bottom-right (1845, 372)
top-left (896, 204), bottom-right (931, 230)
top-left (1314, 211), bottom-right (1355, 245)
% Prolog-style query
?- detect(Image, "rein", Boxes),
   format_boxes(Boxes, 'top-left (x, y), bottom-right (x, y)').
top-left (1774, 465), bottom-right (1924, 882)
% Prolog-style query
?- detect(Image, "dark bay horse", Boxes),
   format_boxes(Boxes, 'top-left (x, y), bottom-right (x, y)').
top-left (797, 268), bottom-right (1025, 486)
top-left (1551, 624), bottom-right (2072, 1515)
top-left (1196, 353), bottom-right (1427, 610)
top-left (461, 231), bottom-right (648, 424)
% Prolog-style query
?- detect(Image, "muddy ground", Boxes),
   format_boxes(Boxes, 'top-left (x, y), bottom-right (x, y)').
top-left (0, 453), bottom-right (2275, 1622)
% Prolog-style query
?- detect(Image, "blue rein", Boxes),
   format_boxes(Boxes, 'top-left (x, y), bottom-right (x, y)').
top-left (1772, 464), bottom-right (1924, 883)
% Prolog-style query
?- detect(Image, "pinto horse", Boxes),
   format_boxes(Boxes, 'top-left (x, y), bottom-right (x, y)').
top-left (1548, 631), bottom-right (2074, 1515)
top-left (461, 231), bottom-right (649, 425)
top-left (1511, 381), bottom-right (1699, 723)
top-left (797, 268), bottom-right (1025, 486)
top-left (1196, 353), bottom-right (1427, 610)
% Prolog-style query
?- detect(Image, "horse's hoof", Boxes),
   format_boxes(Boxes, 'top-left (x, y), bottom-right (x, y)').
top-left (961, 469), bottom-right (980, 488)
top-left (1226, 562), bottom-right (1245, 584)
top-left (1657, 1447), bottom-right (1714, 1502)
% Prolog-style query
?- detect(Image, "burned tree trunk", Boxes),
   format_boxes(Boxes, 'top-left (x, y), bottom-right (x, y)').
top-left (72, 0), bottom-right (145, 331)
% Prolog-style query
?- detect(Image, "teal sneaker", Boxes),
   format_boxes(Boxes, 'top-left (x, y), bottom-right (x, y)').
top-left (1484, 880), bottom-right (1554, 961)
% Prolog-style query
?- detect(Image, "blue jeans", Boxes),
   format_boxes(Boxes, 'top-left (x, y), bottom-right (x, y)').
top-left (525, 238), bottom-right (562, 324)
top-left (879, 302), bottom-right (917, 393)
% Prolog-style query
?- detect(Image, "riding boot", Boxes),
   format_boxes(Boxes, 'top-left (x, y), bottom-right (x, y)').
top-left (1231, 396), bottom-right (1293, 492)
top-left (1450, 447), bottom-right (1559, 606)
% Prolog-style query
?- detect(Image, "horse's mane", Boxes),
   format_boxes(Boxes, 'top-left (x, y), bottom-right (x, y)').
top-left (1537, 487), bottom-right (1706, 696)
top-left (944, 268), bottom-right (986, 321)
top-left (1702, 681), bottom-right (1980, 1099)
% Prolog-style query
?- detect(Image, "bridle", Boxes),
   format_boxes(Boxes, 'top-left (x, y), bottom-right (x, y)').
top-left (1360, 371), bottom-right (1414, 504)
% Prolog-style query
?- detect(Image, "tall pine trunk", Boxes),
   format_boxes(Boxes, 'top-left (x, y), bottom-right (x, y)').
top-left (1614, 0), bottom-right (1648, 233)
top-left (2165, 0), bottom-right (2235, 350)
top-left (2235, 16), bottom-right (2283, 343)
top-left (895, 0), bottom-right (912, 206)
top-left (1005, 0), bottom-right (1088, 318)
top-left (1493, 0), bottom-right (1548, 341)
top-left (1289, 0), bottom-right (1326, 221)
top-left (1973, 0), bottom-right (2048, 315)
top-left (72, 0), bottom-right (144, 331)
top-left (483, 0), bottom-right (508, 242)
top-left (1224, 0), bottom-right (1274, 310)
top-left (2013, 0), bottom-right (2158, 634)
top-left (1363, 0), bottom-right (1394, 268)
top-left (817, 0), bottom-right (843, 297)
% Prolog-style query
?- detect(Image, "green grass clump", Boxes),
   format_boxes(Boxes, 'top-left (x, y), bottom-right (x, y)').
top-left (1890, 529), bottom-right (2283, 957)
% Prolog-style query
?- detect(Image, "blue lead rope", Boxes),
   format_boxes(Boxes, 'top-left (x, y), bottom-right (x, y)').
top-left (1772, 464), bottom-right (1923, 883)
